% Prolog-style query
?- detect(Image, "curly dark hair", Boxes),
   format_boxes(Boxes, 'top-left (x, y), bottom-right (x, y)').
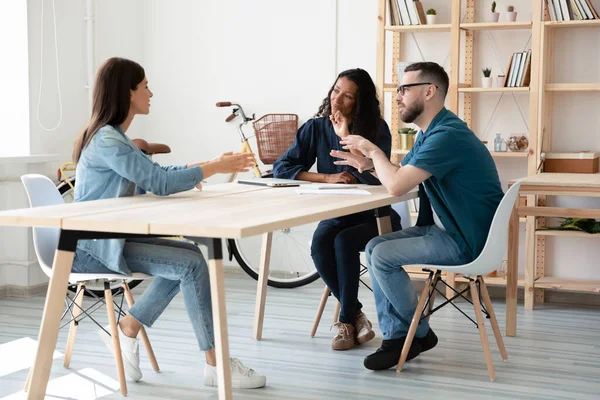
top-left (315, 68), bottom-right (381, 143)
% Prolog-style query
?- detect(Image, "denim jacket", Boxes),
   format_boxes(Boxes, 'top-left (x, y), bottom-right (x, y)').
top-left (74, 125), bottom-right (204, 274)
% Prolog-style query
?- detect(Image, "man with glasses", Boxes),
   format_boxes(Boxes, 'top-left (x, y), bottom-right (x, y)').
top-left (331, 62), bottom-right (503, 370)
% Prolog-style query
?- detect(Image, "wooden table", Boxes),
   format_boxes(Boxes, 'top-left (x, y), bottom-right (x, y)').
top-left (0, 182), bottom-right (417, 399)
top-left (506, 173), bottom-right (600, 337)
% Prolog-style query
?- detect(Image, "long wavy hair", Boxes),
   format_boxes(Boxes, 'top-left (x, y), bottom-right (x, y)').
top-left (72, 57), bottom-right (145, 163)
top-left (315, 68), bottom-right (381, 142)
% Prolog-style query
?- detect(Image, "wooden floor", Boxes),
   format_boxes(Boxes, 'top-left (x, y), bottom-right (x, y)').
top-left (1, 267), bottom-right (600, 400)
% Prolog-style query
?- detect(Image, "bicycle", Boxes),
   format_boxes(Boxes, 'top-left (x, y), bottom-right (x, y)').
top-left (216, 102), bottom-right (321, 288)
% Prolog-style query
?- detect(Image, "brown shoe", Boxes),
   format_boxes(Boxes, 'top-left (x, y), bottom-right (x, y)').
top-left (355, 311), bottom-right (375, 345)
top-left (331, 322), bottom-right (356, 350)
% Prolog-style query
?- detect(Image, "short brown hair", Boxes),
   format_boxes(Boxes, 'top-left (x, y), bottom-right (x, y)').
top-left (404, 62), bottom-right (449, 99)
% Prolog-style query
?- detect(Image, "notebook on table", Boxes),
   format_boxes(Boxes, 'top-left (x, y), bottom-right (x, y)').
top-left (236, 177), bottom-right (310, 187)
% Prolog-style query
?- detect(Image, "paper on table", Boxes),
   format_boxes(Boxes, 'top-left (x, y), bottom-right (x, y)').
top-left (299, 183), bottom-right (358, 190)
top-left (296, 188), bottom-right (371, 195)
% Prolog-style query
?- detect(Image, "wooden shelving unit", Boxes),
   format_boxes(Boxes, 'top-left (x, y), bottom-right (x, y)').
top-left (460, 21), bottom-right (533, 31)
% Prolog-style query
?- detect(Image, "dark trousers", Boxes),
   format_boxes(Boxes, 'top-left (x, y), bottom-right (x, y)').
top-left (310, 214), bottom-right (381, 324)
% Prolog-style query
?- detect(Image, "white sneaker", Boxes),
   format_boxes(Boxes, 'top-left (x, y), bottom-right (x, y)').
top-left (204, 357), bottom-right (266, 389)
top-left (98, 324), bottom-right (143, 382)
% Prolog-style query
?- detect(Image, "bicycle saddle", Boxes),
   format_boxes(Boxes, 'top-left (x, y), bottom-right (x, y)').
top-left (131, 138), bottom-right (171, 155)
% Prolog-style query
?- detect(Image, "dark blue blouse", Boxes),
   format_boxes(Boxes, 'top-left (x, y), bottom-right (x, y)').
top-left (273, 117), bottom-right (392, 184)
top-left (273, 117), bottom-right (400, 228)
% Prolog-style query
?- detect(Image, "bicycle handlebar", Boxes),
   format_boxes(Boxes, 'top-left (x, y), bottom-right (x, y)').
top-left (215, 102), bottom-right (232, 107)
top-left (225, 113), bottom-right (237, 122)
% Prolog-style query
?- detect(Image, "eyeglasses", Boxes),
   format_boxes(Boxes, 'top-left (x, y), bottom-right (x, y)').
top-left (396, 82), bottom-right (437, 96)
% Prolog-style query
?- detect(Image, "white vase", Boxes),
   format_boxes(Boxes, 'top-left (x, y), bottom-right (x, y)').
top-left (426, 15), bottom-right (436, 25)
top-left (489, 12), bottom-right (500, 22)
top-left (506, 12), bottom-right (517, 22)
top-left (482, 77), bottom-right (492, 88)
top-left (496, 76), bottom-right (505, 87)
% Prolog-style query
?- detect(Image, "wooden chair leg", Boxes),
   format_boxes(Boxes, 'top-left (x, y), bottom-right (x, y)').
top-left (333, 300), bottom-right (341, 324)
top-left (64, 283), bottom-right (85, 368)
top-left (122, 282), bottom-right (160, 371)
top-left (470, 281), bottom-right (496, 381)
top-left (478, 277), bottom-right (508, 361)
top-left (23, 368), bottom-right (31, 392)
top-left (310, 286), bottom-right (330, 337)
top-left (105, 283), bottom-right (127, 395)
top-left (397, 274), bottom-right (433, 372)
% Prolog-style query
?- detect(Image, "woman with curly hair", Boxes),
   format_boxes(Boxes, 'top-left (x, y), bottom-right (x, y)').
top-left (273, 68), bottom-right (401, 351)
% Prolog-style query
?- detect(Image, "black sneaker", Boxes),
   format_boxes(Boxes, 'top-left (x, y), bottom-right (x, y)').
top-left (363, 337), bottom-right (423, 371)
top-left (416, 328), bottom-right (438, 353)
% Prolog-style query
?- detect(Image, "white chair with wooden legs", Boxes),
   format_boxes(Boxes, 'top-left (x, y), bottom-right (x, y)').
top-left (21, 174), bottom-right (159, 396)
top-left (396, 179), bottom-right (523, 381)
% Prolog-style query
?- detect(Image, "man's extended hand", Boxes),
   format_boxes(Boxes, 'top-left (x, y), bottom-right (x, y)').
top-left (330, 150), bottom-right (374, 173)
top-left (339, 135), bottom-right (379, 158)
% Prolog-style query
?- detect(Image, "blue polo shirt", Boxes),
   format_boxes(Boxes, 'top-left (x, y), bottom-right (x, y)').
top-left (401, 108), bottom-right (503, 261)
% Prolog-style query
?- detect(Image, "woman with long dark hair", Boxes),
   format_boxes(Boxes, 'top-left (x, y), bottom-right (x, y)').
top-left (274, 68), bottom-right (401, 350)
top-left (71, 57), bottom-right (266, 389)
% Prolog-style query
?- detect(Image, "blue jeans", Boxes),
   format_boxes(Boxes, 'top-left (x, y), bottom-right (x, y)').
top-left (72, 237), bottom-right (214, 351)
top-left (365, 225), bottom-right (469, 340)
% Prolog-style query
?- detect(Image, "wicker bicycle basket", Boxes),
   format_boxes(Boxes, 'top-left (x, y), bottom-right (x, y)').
top-left (252, 114), bottom-right (299, 165)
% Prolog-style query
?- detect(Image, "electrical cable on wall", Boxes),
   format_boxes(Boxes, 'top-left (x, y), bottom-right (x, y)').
top-left (36, 0), bottom-right (63, 132)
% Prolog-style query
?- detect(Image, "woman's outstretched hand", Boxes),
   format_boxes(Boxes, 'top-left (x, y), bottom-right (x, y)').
top-left (215, 152), bottom-right (256, 173)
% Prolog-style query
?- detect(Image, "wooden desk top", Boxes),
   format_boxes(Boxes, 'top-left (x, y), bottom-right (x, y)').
top-left (0, 183), bottom-right (417, 239)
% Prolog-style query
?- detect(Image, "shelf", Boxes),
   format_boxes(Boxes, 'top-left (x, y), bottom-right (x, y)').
top-left (490, 151), bottom-right (528, 158)
top-left (545, 83), bottom-right (600, 92)
top-left (393, 149), bottom-right (528, 158)
top-left (536, 229), bottom-right (600, 238)
top-left (458, 86), bottom-right (530, 93)
top-left (383, 84), bottom-right (397, 93)
top-left (385, 24), bottom-right (452, 33)
top-left (545, 19), bottom-right (600, 29)
top-left (460, 21), bottom-right (533, 31)
top-left (536, 277), bottom-right (600, 293)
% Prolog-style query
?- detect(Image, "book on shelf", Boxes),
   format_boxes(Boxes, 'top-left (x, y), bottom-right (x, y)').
top-left (388, 0), bottom-right (426, 25)
top-left (544, 0), bottom-right (598, 21)
top-left (501, 49), bottom-right (532, 88)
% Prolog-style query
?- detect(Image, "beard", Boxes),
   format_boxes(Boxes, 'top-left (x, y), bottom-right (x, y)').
top-left (399, 100), bottom-right (424, 123)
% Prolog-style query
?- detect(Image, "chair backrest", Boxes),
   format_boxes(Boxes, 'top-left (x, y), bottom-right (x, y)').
top-left (20, 174), bottom-right (65, 277)
top-left (462, 178), bottom-right (524, 276)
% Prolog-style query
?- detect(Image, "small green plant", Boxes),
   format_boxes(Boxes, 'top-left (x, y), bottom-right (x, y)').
top-left (398, 127), bottom-right (418, 135)
top-left (491, 1), bottom-right (497, 12)
top-left (507, 5), bottom-right (514, 12)
top-left (426, 8), bottom-right (437, 15)
top-left (482, 68), bottom-right (492, 77)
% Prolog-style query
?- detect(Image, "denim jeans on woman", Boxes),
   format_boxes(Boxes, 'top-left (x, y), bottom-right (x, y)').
top-left (72, 237), bottom-right (214, 351)
top-left (365, 225), bottom-right (469, 340)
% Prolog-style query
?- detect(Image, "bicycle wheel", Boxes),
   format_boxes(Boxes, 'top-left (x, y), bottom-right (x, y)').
top-left (57, 177), bottom-right (143, 298)
top-left (228, 221), bottom-right (321, 288)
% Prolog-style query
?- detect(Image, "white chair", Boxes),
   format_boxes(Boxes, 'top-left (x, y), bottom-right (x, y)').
top-left (20, 174), bottom-right (159, 396)
top-left (396, 179), bottom-right (524, 381)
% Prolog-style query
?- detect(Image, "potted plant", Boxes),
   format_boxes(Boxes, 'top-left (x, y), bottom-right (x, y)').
top-left (426, 8), bottom-right (437, 25)
top-left (505, 5), bottom-right (517, 21)
top-left (482, 68), bottom-right (492, 88)
top-left (496, 74), bottom-right (505, 87)
top-left (398, 127), bottom-right (418, 150)
top-left (489, 1), bottom-right (500, 22)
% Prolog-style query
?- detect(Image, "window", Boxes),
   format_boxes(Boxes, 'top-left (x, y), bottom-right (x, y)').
top-left (0, 1), bottom-right (30, 156)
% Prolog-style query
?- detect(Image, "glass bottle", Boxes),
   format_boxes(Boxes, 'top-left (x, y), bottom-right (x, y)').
top-left (494, 133), bottom-right (504, 152)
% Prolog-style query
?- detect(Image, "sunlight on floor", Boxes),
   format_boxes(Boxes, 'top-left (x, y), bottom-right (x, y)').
top-left (0, 337), bottom-right (62, 378)
top-left (1, 368), bottom-right (119, 400)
